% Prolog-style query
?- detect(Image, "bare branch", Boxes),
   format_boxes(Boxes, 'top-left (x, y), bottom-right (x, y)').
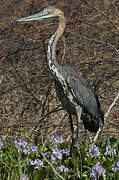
top-left (81, 36), bottom-right (119, 56)
top-left (41, 153), bottom-right (65, 180)
top-left (105, 92), bottom-right (119, 119)
top-left (93, 92), bottom-right (119, 144)
top-left (81, 0), bottom-right (119, 33)
top-left (47, 113), bottom-right (67, 138)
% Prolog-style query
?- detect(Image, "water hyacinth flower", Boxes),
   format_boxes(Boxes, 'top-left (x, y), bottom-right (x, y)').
top-left (30, 145), bottom-right (38, 153)
top-left (23, 147), bottom-right (31, 155)
top-left (0, 140), bottom-right (4, 149)
top-left (51, 135), bottom-right (64, 148)
top-left (51, 154), bottom-right (56, 163)
top-left (90, 164), bottom-right (106, 180)
top-left (15, 140), bottom-right (31, 155)
top-left (89, 145), bottom-right (100, 158)
top-left (58, 165), bottom-right (68, 173)
top-left (62, 149), bottom-right (70, 156)
top-left (30, 159), bottom-right (43, 169)
top-left (15, 140), bottom-right (38, 155)
top-left (112, 161), bottom-right (119, 172)
top-left (51, 147), bottom-right (62, 162)
top-left (104, 145), bottom-right (116, 156)
top-left (52, 147), bottom-right (62, 160)
top-left (54, 136), bottom-right (63, 144)
top-left (22, 173), bottom-right (29, 180)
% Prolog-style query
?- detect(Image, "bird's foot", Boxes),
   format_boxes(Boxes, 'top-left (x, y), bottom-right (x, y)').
top-left (70, 143), bottom-right (79, 156)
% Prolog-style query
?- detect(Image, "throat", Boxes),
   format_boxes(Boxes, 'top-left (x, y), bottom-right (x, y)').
top-left (48, 57), bottom-right (59, 77)
top-left (47, 32), bottom-right (58, 74)
top-left (47, 16), bottom-right (66, 83)
top-left (47, 32), bottom-right (60, 79)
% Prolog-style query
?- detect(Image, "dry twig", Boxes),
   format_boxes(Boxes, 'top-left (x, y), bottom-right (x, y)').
top-left (41, 153), bottom-right (65, 180)
top-left (105, 92), bottom-right (119, 119)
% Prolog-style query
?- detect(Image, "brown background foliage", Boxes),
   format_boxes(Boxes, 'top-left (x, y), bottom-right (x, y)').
top-left (0, 0), bottom-right (119, 143)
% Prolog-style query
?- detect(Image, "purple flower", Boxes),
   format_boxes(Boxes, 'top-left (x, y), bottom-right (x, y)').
top-left (30, 160), bottom-right (35, 166)
top-left (18, 140), bottom-right (28, 148)
top-left (112, 161), bottom-right (119, 172)
top-left (23, 147), bottom-right (31, 155)
top-left (22, 173), bottom-right (28, 180)
top-left (90, 164), bottom-right (106, 180)
top-left (30, 146), bottom-right (38, 153)
top-left (15, 140), bottom-right (30, 155)
top-left (58, 165), bottom-right (68, 173)
top-left (62, 149), bottom-right (70, 156)
top-left (30, 159), bottom-right (43, 169)
top-left (89, 145), bottom-right (100, 158)
top-left (104, 145), bottom-right (116, 156)
top-left (52, 147), bottom-right (62, 160)
top-left (0, 140), bottom-right (4, 148)
top-left (15, 140), bottom-right (38, 155)
top-left (54, 136), bottom-right (63, 144)
top-left (51, 154), bottom-right (56, 163)
top-left (51, 147), bottom-right (62, 162)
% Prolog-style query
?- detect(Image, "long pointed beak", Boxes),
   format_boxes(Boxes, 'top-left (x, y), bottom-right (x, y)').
top-left (17, 9), bottom-right (50, 22)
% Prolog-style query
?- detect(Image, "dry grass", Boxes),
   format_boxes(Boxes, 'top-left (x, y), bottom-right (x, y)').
top-left (0, 0), bottom-right (119, 143)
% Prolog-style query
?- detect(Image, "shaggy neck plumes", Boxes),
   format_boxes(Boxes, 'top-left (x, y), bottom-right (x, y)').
top-left (47, 15), bottom-right (66, 76)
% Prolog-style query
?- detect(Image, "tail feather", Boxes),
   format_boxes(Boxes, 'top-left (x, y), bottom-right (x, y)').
top-left (81, 111), bottom-right (104, 133)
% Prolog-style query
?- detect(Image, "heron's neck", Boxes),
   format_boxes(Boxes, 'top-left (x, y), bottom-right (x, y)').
top-left (47, 16), bottom-right (66, 76)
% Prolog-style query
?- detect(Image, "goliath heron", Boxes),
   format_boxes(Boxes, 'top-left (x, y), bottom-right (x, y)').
top-left (17, 7), bottom-right (104, 147)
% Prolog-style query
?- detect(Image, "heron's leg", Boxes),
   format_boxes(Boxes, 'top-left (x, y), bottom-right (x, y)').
top-left (76, 106), bottom-right (82, 144)
top-left (69, 114), bottom-right (75, 149)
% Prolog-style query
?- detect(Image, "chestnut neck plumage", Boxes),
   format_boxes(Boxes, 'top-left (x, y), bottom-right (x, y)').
top-left (47, 15), bottom-right (66, 77)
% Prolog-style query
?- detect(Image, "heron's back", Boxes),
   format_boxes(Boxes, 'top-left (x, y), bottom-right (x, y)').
top-left (55, 65), bottom-right (104, 133)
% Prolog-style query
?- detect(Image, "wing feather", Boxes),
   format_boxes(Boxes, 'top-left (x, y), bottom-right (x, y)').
top-left (66, 73), bottom-right (100, 119)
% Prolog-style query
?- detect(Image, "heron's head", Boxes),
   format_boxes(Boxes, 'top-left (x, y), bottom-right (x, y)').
top-left (17, 7), bottom-right (64, 22)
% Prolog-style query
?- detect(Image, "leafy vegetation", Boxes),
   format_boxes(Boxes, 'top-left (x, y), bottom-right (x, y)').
top-left (0, 1), bottom-right (119, 180)
top-left (0, 136), bottom-right (119, 180)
